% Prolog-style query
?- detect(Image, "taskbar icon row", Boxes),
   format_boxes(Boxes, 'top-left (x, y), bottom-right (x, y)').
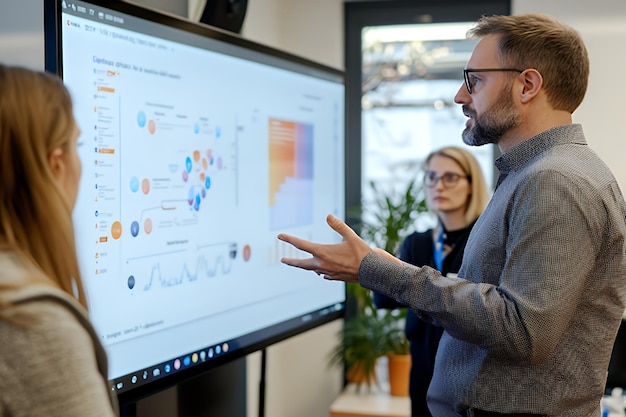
top-left (111, 341), bottom-right (231, 393)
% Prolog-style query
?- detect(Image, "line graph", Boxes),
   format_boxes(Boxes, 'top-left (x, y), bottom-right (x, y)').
top-left (123, 242), bottom-right (238, 292)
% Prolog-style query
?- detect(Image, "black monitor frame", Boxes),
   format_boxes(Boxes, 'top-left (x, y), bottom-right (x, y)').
top-left (44, 0), bottom-right (346, 405)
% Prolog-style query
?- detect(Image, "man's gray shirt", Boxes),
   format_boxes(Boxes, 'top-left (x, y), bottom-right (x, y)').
top-left (360, 124), bottom-right (626, 417)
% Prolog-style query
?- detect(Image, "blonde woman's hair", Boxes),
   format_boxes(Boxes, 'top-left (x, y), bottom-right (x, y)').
top-left (424, 146), bottom-right (490, 224)
top-left (0, 64), bottom-right (87, 309)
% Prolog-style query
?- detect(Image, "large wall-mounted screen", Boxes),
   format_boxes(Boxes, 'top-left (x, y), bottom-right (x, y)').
top-left (44, 0), bottom-right (345, 404)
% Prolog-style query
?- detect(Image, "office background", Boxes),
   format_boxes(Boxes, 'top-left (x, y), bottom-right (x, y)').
top-left (1, 0), bottom-right (625, 416)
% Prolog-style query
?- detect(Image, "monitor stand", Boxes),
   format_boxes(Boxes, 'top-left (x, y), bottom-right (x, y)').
top-left (121, 357), bottom-right (247, 417)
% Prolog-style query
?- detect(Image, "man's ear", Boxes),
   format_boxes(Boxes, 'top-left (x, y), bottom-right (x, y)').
top-left (48, 147), bottom-right (65, 181)
top-left (519, 69), bottom-right (543, 104)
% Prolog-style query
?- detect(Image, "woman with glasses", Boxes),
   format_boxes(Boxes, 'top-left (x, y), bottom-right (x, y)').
top-left (374, 146), bottom-right (490, 417)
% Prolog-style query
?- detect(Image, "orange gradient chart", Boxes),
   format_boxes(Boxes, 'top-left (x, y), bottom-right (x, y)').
top-left (268, 118), bottom-right (314, 230)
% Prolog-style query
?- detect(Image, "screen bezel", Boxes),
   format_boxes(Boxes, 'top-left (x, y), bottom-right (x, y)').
top-left (43, 0), bottom-right (346, 405)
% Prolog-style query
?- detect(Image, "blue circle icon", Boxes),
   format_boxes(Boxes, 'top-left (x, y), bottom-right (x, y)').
top-left (130, 221), bottom-right (140, 237)
top-left (137, 111), bottom-right (146, 128)
top-left (130, 176), bottom-right (139, 193)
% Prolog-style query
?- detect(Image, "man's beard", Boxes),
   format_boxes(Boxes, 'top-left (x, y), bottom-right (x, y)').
top-left (462, 85), bottom-right (521, 147)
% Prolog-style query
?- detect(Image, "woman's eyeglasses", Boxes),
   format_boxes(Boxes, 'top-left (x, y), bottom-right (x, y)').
top-left (424, 171), bottom-right (470, 188)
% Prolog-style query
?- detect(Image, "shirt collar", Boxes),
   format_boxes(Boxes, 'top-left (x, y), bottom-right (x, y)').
top-left (495, 124), bottom-right (586, 175)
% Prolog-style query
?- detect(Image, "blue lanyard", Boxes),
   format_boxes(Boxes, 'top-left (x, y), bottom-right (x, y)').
top-left (434, 226), bottom-right (445, 271)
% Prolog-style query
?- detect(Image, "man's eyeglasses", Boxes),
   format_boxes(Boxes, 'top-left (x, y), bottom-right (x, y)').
top-left (463, 68), bottom-right (524, 94)
top-left (424, 171), bottom-right (469, 188)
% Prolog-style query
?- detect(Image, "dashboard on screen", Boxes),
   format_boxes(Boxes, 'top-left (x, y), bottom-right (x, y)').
top-left (44, 0), bottom-right (345, 403)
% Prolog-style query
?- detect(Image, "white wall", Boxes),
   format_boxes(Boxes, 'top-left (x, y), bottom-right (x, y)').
top-left (243, 0), bottom-right (344, 70)
top-left (0, 0), bottom-right (44, 69)
top-left (2, 1), bottom-right (625, 417)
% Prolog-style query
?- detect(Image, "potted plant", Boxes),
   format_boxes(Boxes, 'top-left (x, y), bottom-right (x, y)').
top-left (328, 305), bottom-right (388, 388)
top-left (382, 309), bottom-right (412, 396)
top-left (330, 176), bottom-right (428, 392)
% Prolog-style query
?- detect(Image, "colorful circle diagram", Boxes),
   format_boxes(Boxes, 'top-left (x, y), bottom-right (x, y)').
top-left (184, 149), bottom-right (214, 212)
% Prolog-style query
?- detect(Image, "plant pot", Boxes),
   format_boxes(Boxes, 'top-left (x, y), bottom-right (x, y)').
top-left (346, 361), bottom-right (376, 385)
top-left (387, 353), bottom-right (411, 396)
